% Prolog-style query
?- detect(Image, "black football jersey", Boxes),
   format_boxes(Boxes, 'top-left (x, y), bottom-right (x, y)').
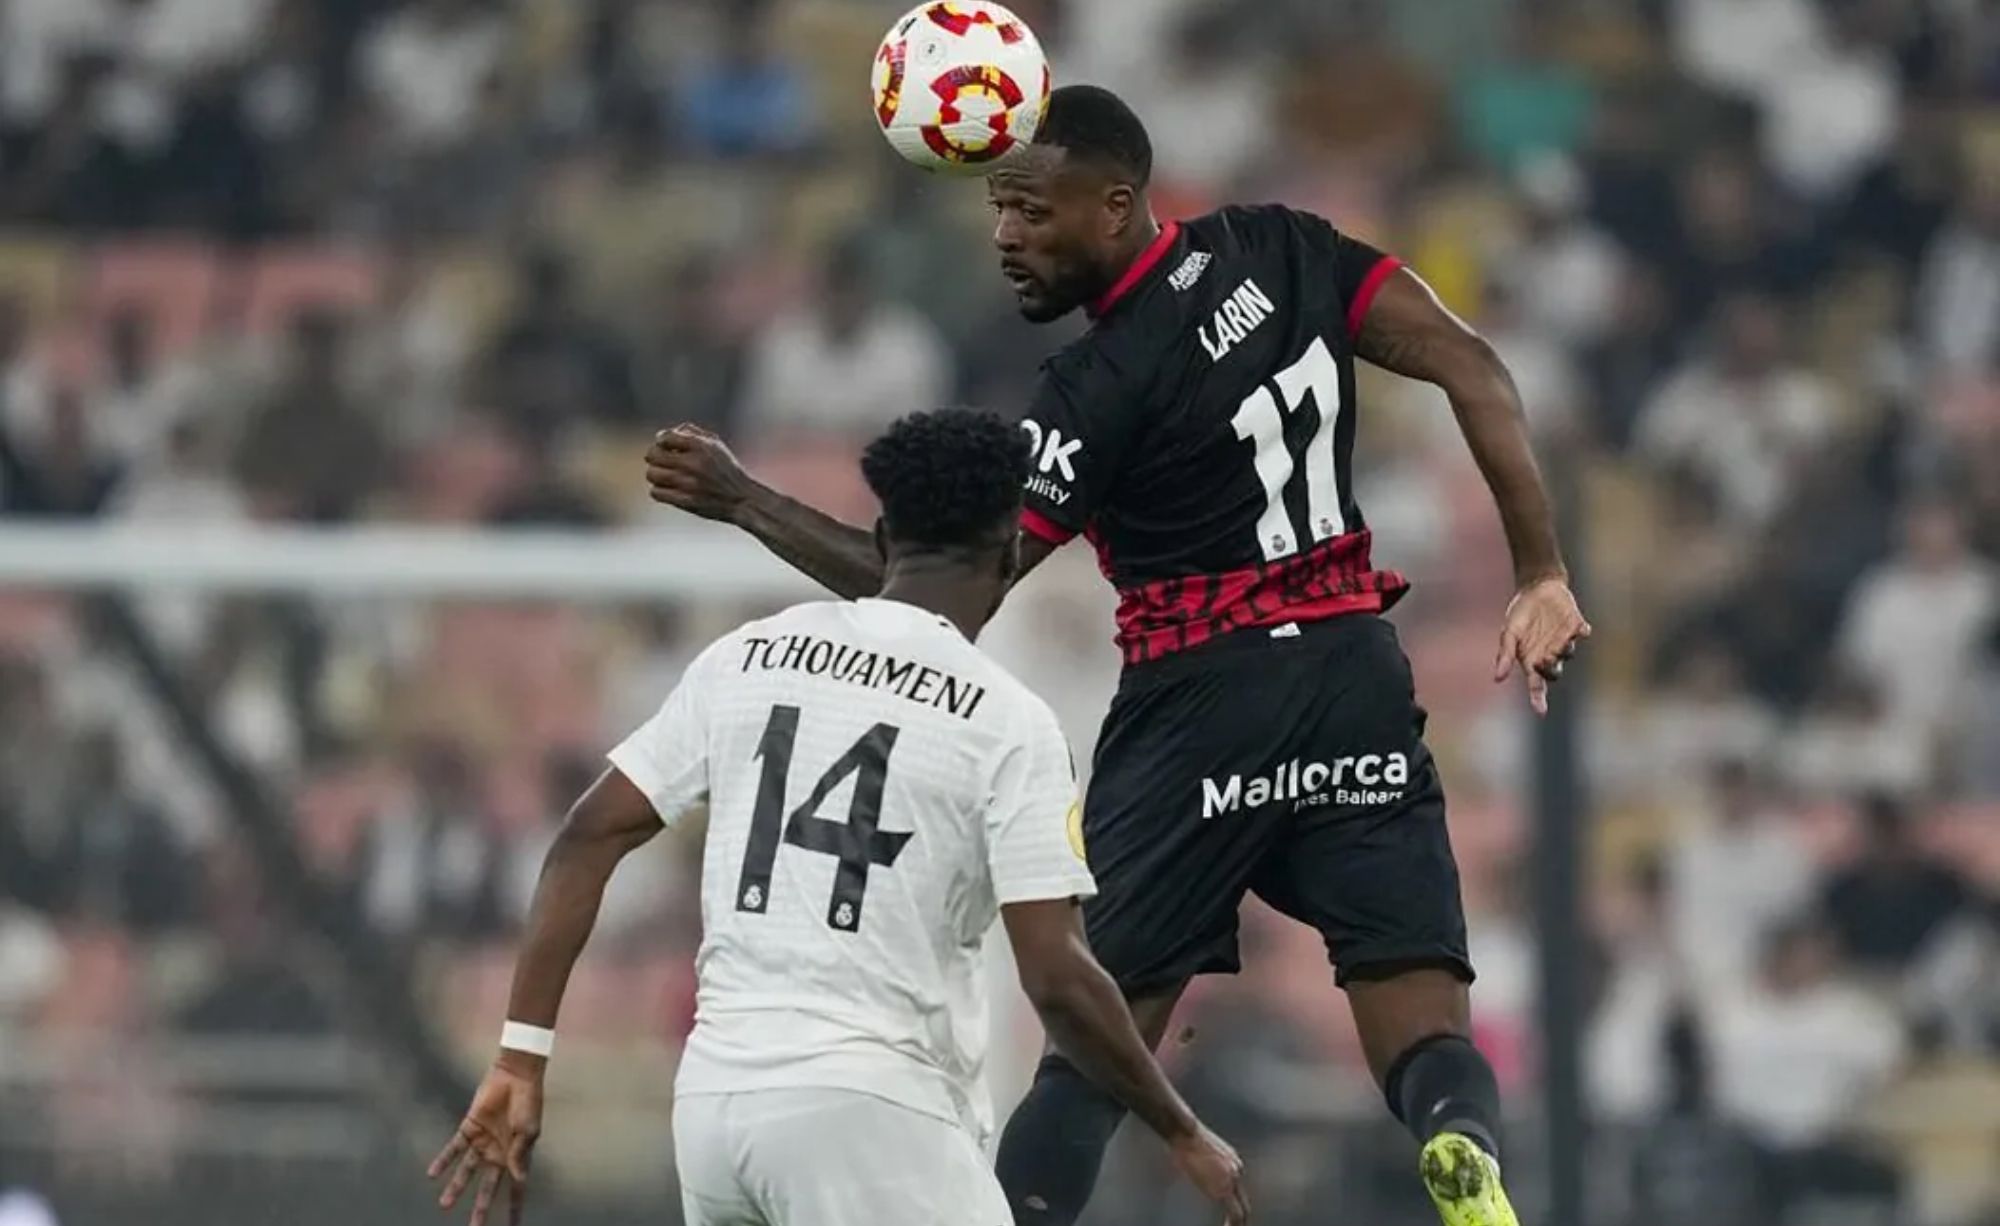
top-left (1018, 204), bottom-right (1411, 665)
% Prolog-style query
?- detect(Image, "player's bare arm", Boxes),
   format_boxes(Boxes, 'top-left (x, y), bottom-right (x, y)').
top-left (645, 424), bottom-right (1058, 600)
top-left (1002, 899), bottom-right (1251, 1225)
top-left (1354, 269), bottom-right (1592, 715)
top-left (428, 770), bottom-right (664, 1226)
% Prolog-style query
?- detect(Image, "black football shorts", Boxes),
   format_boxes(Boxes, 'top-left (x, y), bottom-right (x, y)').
top-left (1078, 613), bottom-right (1472, 994)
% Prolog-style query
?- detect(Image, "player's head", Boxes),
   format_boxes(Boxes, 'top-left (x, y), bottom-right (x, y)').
top-left (861, 408), bottom-right (1029, 625)
top-left (987, 84), bottom-right (1154, 323)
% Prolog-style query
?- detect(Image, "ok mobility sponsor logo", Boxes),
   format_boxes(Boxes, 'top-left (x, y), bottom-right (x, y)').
top-left (1200, 753), bottom-right (1410, 819)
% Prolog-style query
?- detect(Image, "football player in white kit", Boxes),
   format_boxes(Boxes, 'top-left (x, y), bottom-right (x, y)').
top-left (428, 409), bottom-right (1249, 1226)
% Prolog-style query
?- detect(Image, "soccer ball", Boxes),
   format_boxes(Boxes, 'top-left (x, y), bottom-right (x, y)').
top-left (872, 2), bottom-right (1050, 175)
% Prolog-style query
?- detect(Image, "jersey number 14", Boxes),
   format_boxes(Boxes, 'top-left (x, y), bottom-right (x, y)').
top-left (1230, 336), bottom-right (1346, 562)
top-left (735, 704), bottom-right (911, 933)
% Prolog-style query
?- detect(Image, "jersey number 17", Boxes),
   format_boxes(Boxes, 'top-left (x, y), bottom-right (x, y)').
top-left (734, 704), bottom-right (911, 933)
top-left (1230, 336), bottom-right (1346, 562)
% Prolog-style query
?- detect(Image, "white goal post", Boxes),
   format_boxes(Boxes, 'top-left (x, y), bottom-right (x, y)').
top-left (0, 522), bottom-right (822, 599)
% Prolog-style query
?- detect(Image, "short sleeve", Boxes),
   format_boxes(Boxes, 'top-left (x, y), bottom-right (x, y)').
top-left (1018, 363), bottom-right (1136, 545)
top-left (1289, 209), bottom-right (1402, 340)
top-left (606, 654), bottom-right (712, 829)
top-left (984, 703), bottom-right (1097, 905)
top-left (1331, 230), bottom-right (1402, 340)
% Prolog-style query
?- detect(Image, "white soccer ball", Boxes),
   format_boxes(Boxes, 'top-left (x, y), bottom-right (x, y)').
top-left (871, 2), bottom-right (1050, 175)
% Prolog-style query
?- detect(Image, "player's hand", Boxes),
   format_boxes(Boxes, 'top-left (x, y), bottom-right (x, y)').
top-left (645, 424), bottom-right (755, 523)
top-left (1169, 1124), bottom-right (1251, 1224)
top-left (428, 1055), bottom-right (544, 1226)
top-left (1494, 574), bottom-right (1591, 717)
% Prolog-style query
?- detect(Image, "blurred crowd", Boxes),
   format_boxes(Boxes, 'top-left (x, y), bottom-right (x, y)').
top-left (2, 0), bottom-right (2000, 1223)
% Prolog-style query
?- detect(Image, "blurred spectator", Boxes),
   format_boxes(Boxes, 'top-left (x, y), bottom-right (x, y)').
top-left (1835, 92), bottom-right (1957, 269)
top-left (1822, 795), bottom-right (1973, 974)
top-left (1452, 4), bottom-right (1594, 174)
top-left (480, 248), bottom-right (640, 436)
top-left (44, 729), bottom-right (194, 932)
top-left (1707, 920), bottom-right (1905, 1212)
top-left (110, 418), bottom-right (246, 658)
top-left (0, 0), bottom-right (119, 127)
top-left (1642, 643), bottom-right (1781, 795)
top-left (81, 306), bottom-right (184, 463)
top-left (1476, 274), bottom-right (1584, 442)
top-left (1754, 0), bottom-right (1900, 201)
top-left (1669, 760), bottom-right (1815, 993)
top-left (1634, 292), bottom-right (1836, 529)
top-left (359, 0), bottom-right (506, 153)
top-left (1626, 1008), bottom-right (1766, 1226)
top-left (233, 307), bottom-right (388, 521)
top-left (1136, 6), bottom-right (1273, 197)
top-left (1673, 0), bottom-right (1823, 102)
top-left (3, 386), bottom-right (120, 517)
top-left (737, 234), bottom-right (951, 443)
top-left (347, 245), bottom-right (471, 447)
top-left (1589, 857), bottom-right (1684, 1121)
top-left (1781, 668), bottom-right (1930, 799)
top-left (1955, 617), bottom-right (2000, 798)
top-left (1501, 152), bottom-right (1625, 350)
top-left (674, 0), bottom-right (814, 161)
top-left (634, 253), bottom-right (744, 438)
top-left (0, 53), bottom-right (146, 229)
top-left (362, 741), bottom-right (505, 942)
top-left (1581, 260), bottom-right (1680, 448)
top-left (1915, 165), bottom-right (2000, 382)
top-left (1836, 498), bottom-right (1996, 737)
top-left (1661, 147), bottom-right (1810, 333)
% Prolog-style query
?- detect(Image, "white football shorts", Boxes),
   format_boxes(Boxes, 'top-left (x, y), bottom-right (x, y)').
top-left (673, 1087), bottom-right (1011, 1226)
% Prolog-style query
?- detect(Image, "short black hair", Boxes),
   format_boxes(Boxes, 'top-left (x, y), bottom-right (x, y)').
top-left (862, 409), bottom-right (1028, 552)
top-left (1038, 84), bottom-right (1152, 188)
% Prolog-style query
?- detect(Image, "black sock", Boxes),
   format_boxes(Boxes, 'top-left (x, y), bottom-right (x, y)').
top-left (994, 1053), bottom-right (1129, 1225)
top-left (1383, 1033), bottom-right (1503, 1161)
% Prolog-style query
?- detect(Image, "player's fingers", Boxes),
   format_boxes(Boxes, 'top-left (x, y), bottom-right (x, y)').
top-left (1527, 669), bottom-right (1550, 717)
top-left (1227, 1180), bottom-right (1252, 1225)
top-left (428, 1130), bottom-right (468, 1180)
top-left (506, 1131), bottom-right (536, 1185)
top-left (1493, 626), bottom-right (1520, 683)
top-left (438, 1148), bottom-right (479, 1208)
top-left (468, 1167), bottom-right (501, 1226)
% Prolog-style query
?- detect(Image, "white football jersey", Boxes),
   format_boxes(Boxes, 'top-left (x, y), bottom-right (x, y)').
top-left (609, 597), bottom-right (1095, 1141)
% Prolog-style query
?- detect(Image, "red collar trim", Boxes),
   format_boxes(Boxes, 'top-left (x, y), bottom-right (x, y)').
top-left (1088, 220), bottom-right (1180, 319)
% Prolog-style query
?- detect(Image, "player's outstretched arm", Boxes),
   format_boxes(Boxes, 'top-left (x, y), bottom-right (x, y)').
top-left (1002, 900), bottom-right (1251, 1224)
top-left (428, 769), bottom-right (665, 1226)
top-left (1354, 270), bottom-right (1592, 714)
top-left (645, 425), bottom-right (885, 598)
top-left (645, 424), bottom-right (1060, 600)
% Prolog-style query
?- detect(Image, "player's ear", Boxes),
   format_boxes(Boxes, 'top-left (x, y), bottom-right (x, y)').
top-left (1103, 183), bottom-right (1136, 237)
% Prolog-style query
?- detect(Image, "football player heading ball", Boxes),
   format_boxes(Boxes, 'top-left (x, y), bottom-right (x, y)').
top-left (649, 13), bottom-right (1590, 1226)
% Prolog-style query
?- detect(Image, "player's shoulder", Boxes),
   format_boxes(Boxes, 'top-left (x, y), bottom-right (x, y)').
top-left (1183, 202), bottom-right (1342, 257)
top-left (683, 599), bottom-right (847, 678)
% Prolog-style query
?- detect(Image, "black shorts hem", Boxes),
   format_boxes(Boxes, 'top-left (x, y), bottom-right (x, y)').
top-left (1334, 948), bottom-right (1476, 989)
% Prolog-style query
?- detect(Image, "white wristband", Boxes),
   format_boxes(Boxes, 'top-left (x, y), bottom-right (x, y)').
top-left (500, 1021), bottom-right (555, 1058)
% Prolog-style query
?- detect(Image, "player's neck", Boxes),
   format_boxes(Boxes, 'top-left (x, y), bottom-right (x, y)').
top-left (876, 564), bottom-right (996, 642)
top-left (1105, 213), bottom-right (1162, 279)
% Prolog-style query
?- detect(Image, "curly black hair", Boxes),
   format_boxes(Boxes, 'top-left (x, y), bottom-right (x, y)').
top-left (1039, 84), bottom-right (1153, 188)
top-left (861, 408), bottom-right (1029, 553)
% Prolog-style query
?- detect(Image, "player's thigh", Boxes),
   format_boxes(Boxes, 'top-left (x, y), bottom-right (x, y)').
top-left (1248, 617), bottom-right (1475, 991)
top-left (734, 1088), bottom-right (1010, 1226)
top-left (673, 1094), bottom-right (767, 1226)
top-left (1080, 663), bottom-right (1291, 994)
